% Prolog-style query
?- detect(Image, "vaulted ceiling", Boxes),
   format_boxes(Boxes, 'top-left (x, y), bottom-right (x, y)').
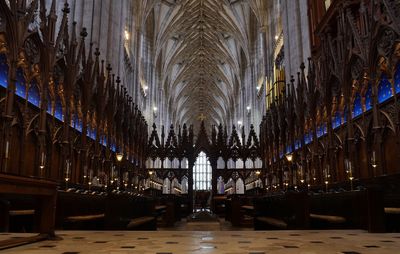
top-left (138, 0), bottom-right (265, 128)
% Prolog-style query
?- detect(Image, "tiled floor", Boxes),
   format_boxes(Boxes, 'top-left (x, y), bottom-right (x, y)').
top-left (1, 230), bottom-right (400, 254)
top-left (160, 218), bottom-right (252, 231)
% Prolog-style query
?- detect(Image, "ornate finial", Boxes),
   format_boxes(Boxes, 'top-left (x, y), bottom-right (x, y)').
top-left (62, 2), bottom-right (70, 13)
top-left (95, 48), bottom-right (100, 57)
top-left (198, 113), bottom-right (206, 121)
top-left (300, 62), bottom-right (305, 70)
top-left (80, 27), bottom-right (88, 37)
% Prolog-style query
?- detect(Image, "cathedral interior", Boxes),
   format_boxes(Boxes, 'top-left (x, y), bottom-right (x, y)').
top-left (0, 0), bottom-right (400, 253)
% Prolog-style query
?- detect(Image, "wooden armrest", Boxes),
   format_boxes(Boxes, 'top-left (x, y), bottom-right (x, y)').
top-left (155, 205), bottom-right (167, 210)
top-left (241, 205), bottom-right (254, 210)
top-left (9, 209), bottom-right (35, 216)
top-left (385, 207), bottom-right (400, 214)
top-left (310, 213), bottom-right (346, 223)
top-left (213, 196), bottom-right (227, 200)
top-left (127, 216), bottom-right (155, 229)
top-left (66, 213), bottom-right (105, 222)
top-left (256, 216), bottom-right (288, 229)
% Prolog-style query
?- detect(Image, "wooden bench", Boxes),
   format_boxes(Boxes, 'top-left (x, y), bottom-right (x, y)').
top-left (8, 210), bottom-right (35, 216)
top-left (0, 196), bottom-right (39, 233)
top-left (241, 205), bottom-right (254, 211)
top-left (127, 216), bottom-right (156, 229)
top-left (105, 193), bottom-right (157, 230)
top-left (65, 213), bottom-right (105, 223)
top-left (384, 192), bottom-right (400, 233)
top-left (309, 213), bottom-right (346, 223)
top-left (309, 189), bottom-right (384, 232)
top-left (225, 194), bottom-right (253, 227)
top-left (253, 192), bottom-right (309, 230)
top-left (256, 216), bottom-right (288, 229)
top-left (56, 191), bottom-right (106, 230)
top-left (385, 207), bottom-right (400, 214)
top-left (0, 174), bottom-right (57, 249)
top-left (212, 195), bottom-right (227, 216)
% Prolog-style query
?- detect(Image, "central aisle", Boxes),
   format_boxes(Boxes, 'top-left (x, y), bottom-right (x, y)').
top-left (2, 230), bottom-right (400, 254)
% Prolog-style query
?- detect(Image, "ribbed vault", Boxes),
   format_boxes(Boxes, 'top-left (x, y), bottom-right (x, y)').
top-left (147, 0), bottom-right (255, 128)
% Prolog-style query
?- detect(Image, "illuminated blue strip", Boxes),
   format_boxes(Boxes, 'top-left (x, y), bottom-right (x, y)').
top-left (0, 54), bottom-right (8, 88)
top-left (378, 74), bottom-right (393, 103)
top-left (395, 64), bottom-right (400, 94)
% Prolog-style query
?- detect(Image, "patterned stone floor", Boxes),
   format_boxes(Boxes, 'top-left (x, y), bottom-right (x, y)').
top-left (1, 230), bottom-right (400, 254)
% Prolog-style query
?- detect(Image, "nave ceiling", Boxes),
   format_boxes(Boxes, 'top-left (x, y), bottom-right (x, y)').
top-left (135, 0), bottom-right (267, 129)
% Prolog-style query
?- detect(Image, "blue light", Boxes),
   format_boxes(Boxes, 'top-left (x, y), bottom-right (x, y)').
top-left (15, 68), bottom-right (26, 98)
top-left (352, 93), bottom-right (362, 118)
top-left (47, 93), bottom-right (52, 114)
top-left (102, 137), bottom-right (107, 146)
top-left (294, 139), bottom-right (301, 150)
top-left (378, 73), bottom-right (393, 103)
top-left (54, 96), bottom-right (63, 121)
top-left (365, 84), bottom-right (372, 111)
top-left (73, 116), bottom-right (83, 133)
top-left (28, 80), bottom-right (40, 107)
top-left (0, 54), bottom-right (8, 88)
top-left (92, 130), bottom-right (97, 140)
top-left (86, 127), bottom-right (97, 140)
top-left (317, 125), bottom-right (324, 138)
top-left (304, 132), bottom-right (313, 145)
top-left (395, 63), bottom-right (400, 94)
top-left (0, 54), bottom-right (109, 150)
top-left (332, 111), bottom-right (341, 129)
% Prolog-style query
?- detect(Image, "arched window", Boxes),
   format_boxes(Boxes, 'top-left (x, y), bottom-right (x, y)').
top-left (163, 178), bottom-right (171, 194)
top-left (217, 176), bottom-right (224, 194)
top-left (236, 178), bottom-right (245, 194)
top-left (193, 151), bottom-right (212, 191)
top-left (181, 176), bottom-right (188, 194)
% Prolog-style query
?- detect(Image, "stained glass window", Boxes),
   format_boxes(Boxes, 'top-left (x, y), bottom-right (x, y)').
top-left (193, 152), bottom-right (212, 191)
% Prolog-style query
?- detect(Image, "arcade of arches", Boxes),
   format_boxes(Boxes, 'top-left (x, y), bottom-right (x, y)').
top-left (1, 0), bottom-right (400, 253)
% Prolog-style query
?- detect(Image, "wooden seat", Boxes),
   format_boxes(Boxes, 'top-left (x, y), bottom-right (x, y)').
top-left (65, 213), bottom-right (105, 222)
top-left (256, 216), bottom-right (288, 229)
top-left (126, 216), bottom-right (155, 229)
top-left (9, 209), bottom-right (35, 216)
top-left (310, 213), bottom-right (346, 223)
top-left (155, 205), bottom-right (167, 211)
top-left (241, 205), bottom-right (254, 210)
top-left (384, 207), bottom-right (400, 214)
